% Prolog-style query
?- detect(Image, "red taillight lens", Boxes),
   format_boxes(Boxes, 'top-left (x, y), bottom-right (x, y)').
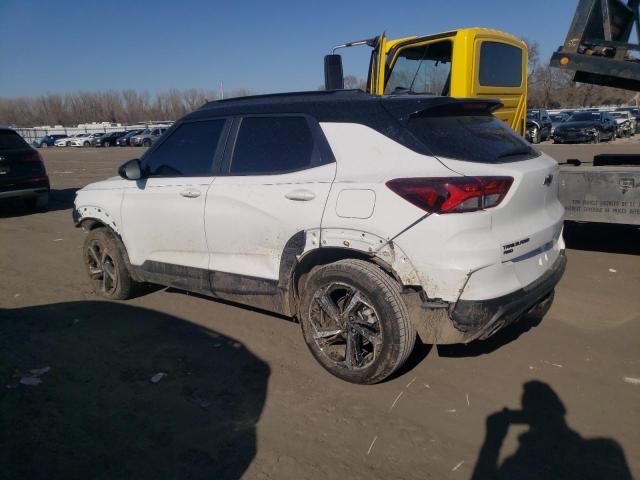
top-left (24, 151), bottom-right (44, 163)
top-left (386, 176), bottom-right (513, 214)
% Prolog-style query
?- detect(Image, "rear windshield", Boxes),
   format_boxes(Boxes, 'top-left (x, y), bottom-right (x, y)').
top-left (0, 130), bottom-right (29, 150)
top-left (406, 115), bottom-right (539, 163)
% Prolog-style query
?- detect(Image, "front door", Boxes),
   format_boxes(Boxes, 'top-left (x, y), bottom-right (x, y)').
top-left (121, 119), bottom-right (229, 276)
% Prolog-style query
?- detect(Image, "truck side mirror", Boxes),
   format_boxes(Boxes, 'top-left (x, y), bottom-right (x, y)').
top-left (324, 54), bottom-right (344, 90)
top-left (118, 158), bottom-right (143, 180)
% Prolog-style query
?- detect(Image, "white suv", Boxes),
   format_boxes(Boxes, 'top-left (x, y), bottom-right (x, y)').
top-left (73, 91), bottom-right (566, 384)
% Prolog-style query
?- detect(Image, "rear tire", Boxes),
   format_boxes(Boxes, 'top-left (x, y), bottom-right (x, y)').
top-left (83, 141), bottom-right (90, 147)
top-left (24, 192), bottom-right (48, 211)
top-left (83, 228), bottom-right (135, 300)
top-left (298, 259), bottom-right (415, 384)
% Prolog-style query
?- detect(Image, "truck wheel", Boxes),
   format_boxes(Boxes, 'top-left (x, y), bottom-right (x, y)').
top-left (83, 228), bottom-right (135, 300)
top-left (298, 259), bottom-right (415, 384)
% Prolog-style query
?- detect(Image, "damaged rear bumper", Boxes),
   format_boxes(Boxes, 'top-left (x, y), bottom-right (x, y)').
top-left (450, 251), bottom-right (566, 342)
top-left (411, 251), bottom-right (566, 344)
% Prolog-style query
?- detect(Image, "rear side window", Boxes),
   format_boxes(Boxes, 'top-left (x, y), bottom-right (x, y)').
top-left (407, 115), bottom-right (538, 163)
top-left (479, 42), bottom-right (523, 87)
top-left (230, 116), bottom-right (321, 175)
top-left (0, 130), bottom-right (29, 150)
top-left (143, 120), bottom-right (225, 177)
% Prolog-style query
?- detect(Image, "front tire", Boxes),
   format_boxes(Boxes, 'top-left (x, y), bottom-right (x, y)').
top-left (104, 141), bottom-right (111, 147)
top-left (142, 139), bottom-right (151, 147)
top-left (83, 141), bottom-right (90, 147)
top-left (298, 259), bottom-right (415, 384)
top-left (83, 228), bottom-right (135, 300)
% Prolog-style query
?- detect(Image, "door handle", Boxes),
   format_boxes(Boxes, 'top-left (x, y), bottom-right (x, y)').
top-left (179, 188), bottom-right (201, 198)
top-left (285, 189), bottom-right (316, 201)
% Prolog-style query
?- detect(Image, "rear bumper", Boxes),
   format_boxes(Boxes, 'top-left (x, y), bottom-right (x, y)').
top-left (450, 251), bottom-right (566, 341)
top-left (0, 186), bottom-right (49, 200)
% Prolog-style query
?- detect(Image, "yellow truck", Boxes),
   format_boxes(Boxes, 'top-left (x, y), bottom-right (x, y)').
top-left (325, 27), bottom-right (528, 135)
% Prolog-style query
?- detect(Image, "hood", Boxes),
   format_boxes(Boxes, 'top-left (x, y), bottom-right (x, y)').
top-left (613, 118), bottom-right (627, 125)
top-left (79, 176), bottom-right (125, 191)
top-left (555, 121), bottom-right (599, 130)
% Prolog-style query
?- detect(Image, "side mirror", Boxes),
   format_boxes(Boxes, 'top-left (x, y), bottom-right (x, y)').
top-left (118, 158), bottom-right (143, 180)
top-left (324, 54), bottom-right (344, 90)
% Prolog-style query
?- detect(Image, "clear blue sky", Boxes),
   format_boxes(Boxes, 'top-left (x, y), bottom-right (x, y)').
top-left (0, 0), bottom-right (579, 97)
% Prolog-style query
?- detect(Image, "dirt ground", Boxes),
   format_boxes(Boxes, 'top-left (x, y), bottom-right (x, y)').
top-left (1, 143), bottom-right (639, 480)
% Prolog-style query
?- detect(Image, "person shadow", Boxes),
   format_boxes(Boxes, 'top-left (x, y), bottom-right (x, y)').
top-left (0, 301), bottom-right (269, 480)
top-left (471, 381), bottom-right (633, 480)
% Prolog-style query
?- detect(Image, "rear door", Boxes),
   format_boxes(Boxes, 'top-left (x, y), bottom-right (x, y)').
top-left (473, 37), bottom-right (527, 135)
top-left (120, 119), bottom-right (229, 271)
top-left (206, 115), bottom-right (336, 282)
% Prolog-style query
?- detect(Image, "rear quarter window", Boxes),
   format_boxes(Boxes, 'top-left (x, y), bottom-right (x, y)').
top-left (407, 115), bottom-right (539, 163)
top-left (0, 130), bottom-right (29, 150)
top-left (479, 42), bottom-right (523, 87)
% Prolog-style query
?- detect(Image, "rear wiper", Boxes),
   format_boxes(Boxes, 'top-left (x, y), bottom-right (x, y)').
top-left (497, 148), bottom-right (533, 159)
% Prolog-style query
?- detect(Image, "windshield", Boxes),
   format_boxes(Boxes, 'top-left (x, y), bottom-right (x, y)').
top-left (527, 110), bottom-right (539, 118)
top-left (385, 40), bottom-right (452, 95)
top-left (550, 114), bottom-right (567, 122)
top-left (568, 112), bottom-right (600, 122)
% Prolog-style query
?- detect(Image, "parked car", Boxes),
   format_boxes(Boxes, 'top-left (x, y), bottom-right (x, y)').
top-left (33, 134), bottom-right (67, 148)
top-left (73, 91), bottom-right (566, 384)
top-left (71, 133), bottom-right (104, 147)
top-left (129, 127), bottom-right (168, 147)
top-left (549, 113), bottom-right (569, 138)
top-left (610, 111), bottom-right (636, 137)
top-left (116, 129), bottom-right (145, 146)
top-left (55, 134), bottom-right (85, 147)
top-left (553, 111), bottom-right (617, 143)
top-left (0, 126), bottom-right (49, 209)
top-left (526, 108), bottom-right (552, 143)
top-left (92, 131), bottom-right (127, 147)
top-left (615, 107), bottom-right (640, 133)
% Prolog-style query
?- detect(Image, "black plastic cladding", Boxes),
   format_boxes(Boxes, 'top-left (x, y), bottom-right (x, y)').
top-left (186, 90), bottom-right (501, 157)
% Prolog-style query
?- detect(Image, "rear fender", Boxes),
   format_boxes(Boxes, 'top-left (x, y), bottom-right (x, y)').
top-left (316, 228), bottom-right (421, 286)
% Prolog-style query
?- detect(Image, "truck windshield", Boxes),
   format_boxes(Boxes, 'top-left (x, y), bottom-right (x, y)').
top-left (385, 40), bottom-right (452, 96)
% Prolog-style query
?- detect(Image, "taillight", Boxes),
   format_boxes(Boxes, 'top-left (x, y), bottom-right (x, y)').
top-left (24, 151), bottom-right (44, 163)
top-left (386, 176), bottom-right (513, 214)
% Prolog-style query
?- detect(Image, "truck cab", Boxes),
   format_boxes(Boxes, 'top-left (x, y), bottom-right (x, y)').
top-left (327, 28), bottom-right (528, 136)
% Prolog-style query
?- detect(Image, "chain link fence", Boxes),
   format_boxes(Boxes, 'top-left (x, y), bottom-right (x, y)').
top-left (15, 122), bottom-right (173, 144)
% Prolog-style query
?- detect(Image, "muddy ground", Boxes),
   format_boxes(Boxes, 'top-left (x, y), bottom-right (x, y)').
top-left (0, 143), bottom-right (639, 479)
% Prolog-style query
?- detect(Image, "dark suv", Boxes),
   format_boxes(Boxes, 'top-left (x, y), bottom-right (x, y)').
top-left (92, 131), bottom-right (127, 147)
top-left (526, 109), bottom-right (552, 143)
top-left (0, 127), bottom-right (50, 209)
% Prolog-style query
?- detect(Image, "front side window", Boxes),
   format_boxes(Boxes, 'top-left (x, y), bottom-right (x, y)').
top-left (142, 120), bottom-right (225, 177)
top-left (385, 41), bottom-right (452, 95)
top-left (479, 42), bottom-right (523, 87)
top-left (230, 116), bottom-right (321, 175)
